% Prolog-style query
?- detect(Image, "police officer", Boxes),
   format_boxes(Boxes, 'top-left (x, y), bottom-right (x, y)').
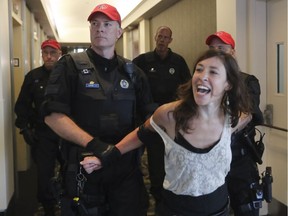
top-left (133, 26), bottom-right (191, 105)
top-left (14, 39), bottom-right (62, 216)
top-left (133, 26), bottom-right (191, 214)
top-left (43, 3), bottom-right (155, 216)
top-left (206, 31), bottom-right (264, 216)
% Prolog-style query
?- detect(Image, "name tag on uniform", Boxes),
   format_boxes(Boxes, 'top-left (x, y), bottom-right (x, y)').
top-left (86, 81), bottom-right (100, 89)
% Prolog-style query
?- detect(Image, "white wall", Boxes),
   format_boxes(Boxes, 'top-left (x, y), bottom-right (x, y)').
top-left (0, 0), bottom-right (15, 211)
top-left (265, 0), bottom-right (287, 207)
top-left (216, 0), bottom-right (269, 214)
top-left (217, 0), bottom-right (288, 213)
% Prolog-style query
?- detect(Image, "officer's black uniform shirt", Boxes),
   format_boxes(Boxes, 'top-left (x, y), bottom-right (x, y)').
top-left (240, 72), bottom-right (263, 126)
top-left (133, 48), bottom-right (191, 105)
top-left (231, 72), bottom-right (264, 163)
top-left (15, 65), bottom-right (55, 135)
top-left (44, 47), bottom-right (154, 142)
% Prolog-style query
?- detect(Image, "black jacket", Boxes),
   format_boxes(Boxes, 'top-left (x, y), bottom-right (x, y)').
top-left (133, 49), bottom-right (191, 105)
top-left (14, 65), bottom-right (55, 134)
top-left (43, 48), bottom-right (155, 141)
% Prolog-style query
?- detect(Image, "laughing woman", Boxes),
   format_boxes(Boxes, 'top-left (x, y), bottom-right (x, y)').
top-left (81, 49), bottom-right (252, 216)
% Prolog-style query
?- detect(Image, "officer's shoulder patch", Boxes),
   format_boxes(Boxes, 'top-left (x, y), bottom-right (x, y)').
top-left (70, 52), bottom-right (94, 72)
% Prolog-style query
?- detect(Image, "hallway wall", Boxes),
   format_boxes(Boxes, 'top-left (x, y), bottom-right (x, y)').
top-left (0, 0), bottom-right (15, 211)
top-left (149, 0), bottom-right (216, 71)
top-left (0, 0), bottom-right (50, 212)
top-left (0, 0), bottom-right (286, 214)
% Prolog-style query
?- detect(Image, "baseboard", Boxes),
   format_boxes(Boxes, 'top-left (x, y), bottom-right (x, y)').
top-left (0, 194), bottom-right (16, 216)
top-left (268, 198), bottom-right (287, 216)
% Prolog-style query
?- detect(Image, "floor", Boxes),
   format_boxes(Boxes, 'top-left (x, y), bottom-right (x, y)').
top-left (7, 153), bottom-right (238, 216)
top-left (8, 163), bottom-right (60, 216)
top-left (8, 159), bottom-right (156, 216)
top-left (9, 163), bottom-right (41, 216)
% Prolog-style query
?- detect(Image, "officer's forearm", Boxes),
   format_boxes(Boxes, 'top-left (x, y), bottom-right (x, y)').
top-left (44, 112), bottom-right (93, 147)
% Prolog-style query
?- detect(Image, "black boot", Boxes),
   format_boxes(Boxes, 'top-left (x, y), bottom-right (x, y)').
top-left (43, 203), bottom-right (56, 216)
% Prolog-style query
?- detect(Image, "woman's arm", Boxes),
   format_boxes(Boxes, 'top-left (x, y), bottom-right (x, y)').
top-left (80, 120), bottom-right (150, 173)
top-left (80, 107), bottom-right (164, 173)
top-left (116, 127), bottom-right (144, 154)
top-left (117, 102), bottom-right (177, 154)
top-left (80, 103), bottom-right (175, 174)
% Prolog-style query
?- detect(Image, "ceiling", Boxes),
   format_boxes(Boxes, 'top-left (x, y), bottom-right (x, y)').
top-left (25, 0), bottom-right (142, 44)
top-left (25, 0), bottom-right (179, 46)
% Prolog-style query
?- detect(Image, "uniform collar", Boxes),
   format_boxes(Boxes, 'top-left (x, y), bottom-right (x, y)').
top-left (154, 48), bottom-right (172, 61)
top-left (87, 48), bottom-right (118, 72)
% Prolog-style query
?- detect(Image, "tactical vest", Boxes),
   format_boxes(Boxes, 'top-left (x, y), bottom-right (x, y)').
top-left (62, 53), bottom-right (141, 200)
top-left (70, 52), bottom-right (136, 142)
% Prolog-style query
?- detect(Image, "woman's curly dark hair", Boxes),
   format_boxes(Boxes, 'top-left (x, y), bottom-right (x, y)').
top-left (173, 49), bottom-right (251, 133)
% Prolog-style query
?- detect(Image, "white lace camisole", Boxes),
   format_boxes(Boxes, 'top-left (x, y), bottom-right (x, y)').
top-left (150, 115), bottom-right (232, 196)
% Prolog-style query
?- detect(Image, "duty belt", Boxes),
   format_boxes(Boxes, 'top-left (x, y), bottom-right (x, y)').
top-left (239, 200), bottom-right (262, 213)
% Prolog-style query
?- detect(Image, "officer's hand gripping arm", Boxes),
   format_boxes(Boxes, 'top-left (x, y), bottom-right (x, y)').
top-left (85, 137), bottom-right (121, 167)
top-left (84, 119), bottom-right (160, 167)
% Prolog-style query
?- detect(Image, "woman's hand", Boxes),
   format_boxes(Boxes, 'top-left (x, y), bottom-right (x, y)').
top-left (233, 113), bottom-right (252, 134)
top-left (80, 156), bottom-right (102, 174)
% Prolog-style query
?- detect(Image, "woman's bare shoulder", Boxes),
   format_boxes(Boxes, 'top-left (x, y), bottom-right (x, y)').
top-left (152, 101), bottom-right (179, 132)
top-left (155, 101), bottom-right (179, 118)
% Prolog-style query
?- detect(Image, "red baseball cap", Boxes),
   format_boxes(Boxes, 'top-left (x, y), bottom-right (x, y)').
top-left (205, 31), bottom-right (235, 49)
top-left (87, 3), bottom-right (121, 26)
top-left (41, 39), bottom-right (61, 50)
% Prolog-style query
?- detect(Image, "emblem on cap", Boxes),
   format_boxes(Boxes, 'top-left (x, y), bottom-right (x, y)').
top-left (97, 4), bottom-right (108, 10)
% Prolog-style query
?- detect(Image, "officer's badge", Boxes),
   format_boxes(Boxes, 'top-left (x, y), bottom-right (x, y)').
top-left (85, 81), bottom-right (100, 89)
top-left (120, 79), bottom-right (129, 89)
top-left (81, 69), bottom-right (91, 75)
top-left (169, 68), bottom-right (175, 75)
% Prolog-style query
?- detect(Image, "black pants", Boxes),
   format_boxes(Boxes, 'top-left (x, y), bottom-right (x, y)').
top-left (61, 150), bottom-right (148, 216)
top-left (146, 137), bottom-right (165, 205)
top-left (227, 155), bottom-right (260, 216)
top-left (35, 129), bottom-right (62, 208)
